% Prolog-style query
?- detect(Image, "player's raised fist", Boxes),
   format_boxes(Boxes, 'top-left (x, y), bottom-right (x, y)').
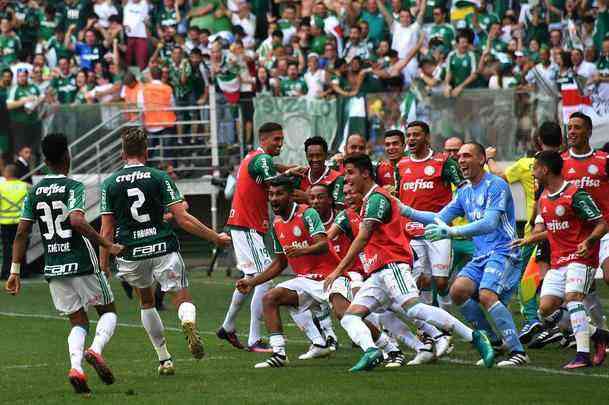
top-left (236, 279), bottom-right (252, 294)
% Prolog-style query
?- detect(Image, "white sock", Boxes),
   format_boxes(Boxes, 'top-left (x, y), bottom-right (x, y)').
top-left (249, 281), bottom-right (271, 346)
top-left (317, 312), bottom-right (337, 341)
top-left (269, 333), bottom-right (286, 356)
top-left (178, 302), bottom-right (197, 324)
top-left (567, 301), bottom-right (590, 353)
top-left (290, 310), bottom-right (325, 346)
top-left (365, 312), bottom-right (381, 329)
top-left (584, 291), bottom-right (607, 329)
top-left (341, 314), bottom-right (376, 351)
top-left (379, 312), bottom-right (424, 351)
top-left (375, 331), bottom-right (400, 353)
top-left (420, 290), bottom-right (433, 305)
top-left (405, 302), bottom-right (473, 342)
top-left (222, 288), bottom-right (247, 332)
top-left (68, 326), bottom-right (87, 372)
top-left (437, 293), bottom-right (453, 312)
top-left (89, 312), bottom-right (117, 354)
top-left (413, 319), bottom-right (443, 339)
top-left (141, 308), bottom-right (171, 361)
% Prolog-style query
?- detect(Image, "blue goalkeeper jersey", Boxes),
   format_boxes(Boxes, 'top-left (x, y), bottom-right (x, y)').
top-left (439, 172), bottom-right (519, 260)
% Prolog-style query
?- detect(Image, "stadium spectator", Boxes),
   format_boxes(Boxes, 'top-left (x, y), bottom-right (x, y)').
top-left (123, 0), bottom-right (150, 71)
top-left (14, 145), bottom-right (32, 183)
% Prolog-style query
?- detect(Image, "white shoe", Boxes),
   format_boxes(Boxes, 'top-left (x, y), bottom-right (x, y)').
top-left (298, 344), bottom-right (333, 360)
top-left (158, 359), bottom-right (175, 376)
top-left (385, 351), bottom-right (406, 368)
top-left (254, 353), bottom-right (289, 368)
top-left (407, 340), bottom-right (435, 366)
top-left (434, 334), bottom-right (452, 358)
top-left (497, 352), bottom-right (530, 368)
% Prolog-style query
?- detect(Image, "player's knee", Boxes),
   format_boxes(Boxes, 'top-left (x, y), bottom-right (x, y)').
top-left (449, 284), bottom-right (469, 305)
top-left (537, 300), bottom-right (556, 319)
top-left (478, 290), bottom-right (499, 310)
top-left (340, 313), bottom-right (360, 329)
top-left (262, 289), bottom-right (280, 308)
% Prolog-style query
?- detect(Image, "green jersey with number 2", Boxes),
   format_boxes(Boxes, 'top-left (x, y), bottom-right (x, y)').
top-left (21, 175), bottom-right (99, 279)
top-left (101, 164), bottom-right (183, 261)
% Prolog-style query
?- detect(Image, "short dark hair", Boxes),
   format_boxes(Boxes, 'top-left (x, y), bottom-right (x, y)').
top-left (304, 136), bottom-right (328, 154)
top-left (537, 121), bottom-right (562, 147)
top-left (190, 48), bottom-right (202, 57)
top-left (272, 30), bottom-right (284, 38)
top-left (42, 133), bottom-right (68, 165)
top-left (259, 122), bottom-right (283, 137)
top-left (457, 28), bottom-right (474, 44)
top-left (406, 121), bottom-right (430, 135)
top-left (569, 111), bottom-right (592, 131)
top-left (465, 141), bottom-right (486, 160)
top-left (535, 150), bottom-right (563, 175)
top-left (384, 129), bottom-right (404, 143)
top-left (150, 66), bottom-right (162, 80)
top-left (121, 127), bottom-right (148, 157)
top-left (268, 175), bottom-right (294, 192)
top-left (343, 153), bottom-right (374, 178)
top-left (309, 183), bottom-right (331, 195)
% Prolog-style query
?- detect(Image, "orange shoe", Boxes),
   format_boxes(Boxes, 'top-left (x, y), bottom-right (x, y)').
top-left (85, 349), bottom-right (115, 385)
top-left (68, 368), bottom-right (91, 395)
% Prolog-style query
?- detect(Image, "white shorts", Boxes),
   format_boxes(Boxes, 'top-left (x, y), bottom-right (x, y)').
top-left (347, 271), bottom-right (364, 290)
top-left (276, 277), bottom-right (327, 314)
top-left (411, 238), bottom-right (452, 281)
top-left (540, 262), bottom-right (595, 300)
top-left (117, 252), bottom-right (187, 292)
top-left (49, 272), bottom-right (114, 316)
top-left (230, 229), bottom-right (272, 276)
top-left (599, 233), bottom-right (609, 269)
top-left (351, 263), bottom-right (419, 312)
top-left (328, 276), bottom-right (353, 302)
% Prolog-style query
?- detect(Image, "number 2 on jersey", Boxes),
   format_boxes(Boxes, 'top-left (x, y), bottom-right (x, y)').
top-left (37, 201), bottom-right (72, 240)
top-left (127, 188), bottom-right (151, 223)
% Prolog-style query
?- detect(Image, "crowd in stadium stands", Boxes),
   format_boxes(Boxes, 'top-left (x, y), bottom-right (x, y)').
top-left (1, 0), bottom-right (609, 155)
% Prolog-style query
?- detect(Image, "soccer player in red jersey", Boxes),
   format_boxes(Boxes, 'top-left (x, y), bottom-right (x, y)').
top-left (236, 176), bottom-right (340, 368)
top-left (292, 136), bottom-right (342, 205)
top-left (218, 122), bottom-right (285, 352)
top-left (528, 151), bottom-right (609, 368)
top-left (375, 130), bottom-right (406, 192)
top-left (561, 112), bottom-right (609, 330)
top-left (396, 121), bottom-right (465, 310)
top-left (323, 154), bottom-right (494, 372)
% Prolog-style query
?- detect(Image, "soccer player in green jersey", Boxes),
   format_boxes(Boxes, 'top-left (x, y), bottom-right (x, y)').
top-left (99, 128), bottom-right (231, 376)
top-left (5, 133), bottom-right (124, 395)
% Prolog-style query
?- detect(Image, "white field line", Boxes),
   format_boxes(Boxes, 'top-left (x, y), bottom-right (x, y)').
top-left (2, 311), bottom-right (609, 379)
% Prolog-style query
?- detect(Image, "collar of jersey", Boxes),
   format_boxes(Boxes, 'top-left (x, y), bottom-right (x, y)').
top-left (124, 163), bottom-right (145, 168)
top-left (363, 184), bottom-right (379, 201)
top-left (409, 149), bottom-right (433, 163)
top-left (322, 210), bottom-right (335, 227)
top-left (568, 148), bottom-right (594, 159)
top-left (547, 181), bottom-right (569, 199)
top-left (307, 165), bottom-right (330, 185)
top-left (279, 202), bottom-right (298, 223)
top-left (44, 174), bottom-right (66, 178)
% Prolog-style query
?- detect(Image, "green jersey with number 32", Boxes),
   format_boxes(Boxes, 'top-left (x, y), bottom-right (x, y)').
top-left (101, 164), bottom-right (183, 261)
top-left (21, 175), bottom-right (99, 279)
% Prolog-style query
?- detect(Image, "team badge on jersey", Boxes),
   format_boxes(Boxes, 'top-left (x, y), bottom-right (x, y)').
top-left (588, 164), bottom-right (599, 175)
top-left (568, 167), bottom-right (576, 174)
top-left (555, 205), bottom-right (566, 217)
top-left (424, 165), bottom-right (435, 176)
top-left (293, 226), bottom-right (302, 237)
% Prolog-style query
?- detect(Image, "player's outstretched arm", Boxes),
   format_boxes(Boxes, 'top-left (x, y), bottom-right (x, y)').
top-left (169, 202), bottom-right (231, 246)
top-left (439, 209), bottom-right (501, 238)
top-left (284, 234), bottom-right (329, 258)
top-left (5, 220), bottom-right (33, 296)
top-left (70, 211), bottom-right (124, 255)
top-left (236, 255), bottom-right (287, 294)
top-left (324, 220), bottom-right (377, 291)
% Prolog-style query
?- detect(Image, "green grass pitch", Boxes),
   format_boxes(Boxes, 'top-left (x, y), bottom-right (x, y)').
top-left (1, 261), bottom-right (609, 404)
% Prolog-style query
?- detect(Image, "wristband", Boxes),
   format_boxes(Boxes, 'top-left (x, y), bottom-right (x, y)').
top-left (10, 263), bottom-right (21, 275)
